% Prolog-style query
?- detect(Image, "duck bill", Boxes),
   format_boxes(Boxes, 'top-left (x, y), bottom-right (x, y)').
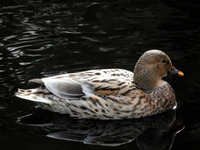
top-left (168, 66), bottom-right (184, 76)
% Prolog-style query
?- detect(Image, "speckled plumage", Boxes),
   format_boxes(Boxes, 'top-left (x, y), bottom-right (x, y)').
top-left (15, 50), bottom-right (183, 120)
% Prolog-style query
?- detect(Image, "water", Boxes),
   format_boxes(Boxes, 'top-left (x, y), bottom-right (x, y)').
top-left (0, 0), bottom-right (200, 149)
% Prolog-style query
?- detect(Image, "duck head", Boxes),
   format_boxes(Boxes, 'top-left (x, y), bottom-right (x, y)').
top-left (133, 50), bottom-right (184, 90)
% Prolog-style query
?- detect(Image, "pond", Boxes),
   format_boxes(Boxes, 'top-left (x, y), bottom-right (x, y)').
top-left (1, 0), bottom-right (200, 149)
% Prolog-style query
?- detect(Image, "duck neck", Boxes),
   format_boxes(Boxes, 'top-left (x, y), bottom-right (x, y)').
top-left (133, 64), bottom-right (164, 90)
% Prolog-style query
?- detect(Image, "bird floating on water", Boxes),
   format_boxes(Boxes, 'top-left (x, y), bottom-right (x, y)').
top-left (15, 50), bottom-right (184, 120)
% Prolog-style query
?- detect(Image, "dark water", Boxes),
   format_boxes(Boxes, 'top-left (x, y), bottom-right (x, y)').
top-left (1, 0), bottom-right (200, 149)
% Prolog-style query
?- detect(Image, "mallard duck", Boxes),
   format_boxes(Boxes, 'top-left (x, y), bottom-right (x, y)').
top-left (15, 50), bottom-right (184, 120)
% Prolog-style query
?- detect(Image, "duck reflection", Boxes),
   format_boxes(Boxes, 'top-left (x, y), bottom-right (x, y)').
top-left (18, 109), bottom-right (184, 149)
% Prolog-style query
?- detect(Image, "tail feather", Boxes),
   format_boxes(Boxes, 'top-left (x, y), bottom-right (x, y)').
top-left (15, 88), bottom-right (52, 104)
top-left (29, 78), bottom-right (44, 84)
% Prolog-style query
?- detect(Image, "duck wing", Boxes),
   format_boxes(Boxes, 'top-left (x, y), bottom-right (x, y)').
top-left (31, 69), bottom-right (134, 100)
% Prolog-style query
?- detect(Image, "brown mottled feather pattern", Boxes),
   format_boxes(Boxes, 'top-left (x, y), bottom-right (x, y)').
top-left (15, 50), bottom-right (182, 120)
top-left (16, 79), bottom-right (176, 119)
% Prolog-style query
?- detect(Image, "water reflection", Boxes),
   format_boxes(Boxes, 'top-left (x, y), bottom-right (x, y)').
top-left (18, 109), bottom-right (184, 149)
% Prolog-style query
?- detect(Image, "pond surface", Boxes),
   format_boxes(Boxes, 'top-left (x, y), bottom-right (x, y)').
top-left (1, 0), bottom-right (200, 149)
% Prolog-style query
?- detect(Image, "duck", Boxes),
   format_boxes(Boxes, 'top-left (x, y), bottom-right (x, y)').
top-left (15, 49), bottom-right (184, 120)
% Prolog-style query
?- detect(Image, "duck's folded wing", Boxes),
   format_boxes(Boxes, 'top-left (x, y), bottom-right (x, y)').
top-left (41, 77), bottom-right (87, 99)
top-left (35, 69), bottom-right (134, 100)
top-left (41, 76), bottom-right (136, 101)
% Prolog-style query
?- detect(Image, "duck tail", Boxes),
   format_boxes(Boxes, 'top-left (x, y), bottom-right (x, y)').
top-left (15, 88), bottom-right (52, 104)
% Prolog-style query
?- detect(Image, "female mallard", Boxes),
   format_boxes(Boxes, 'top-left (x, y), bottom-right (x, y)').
top-left (15, 50), bottom-right (184, 120)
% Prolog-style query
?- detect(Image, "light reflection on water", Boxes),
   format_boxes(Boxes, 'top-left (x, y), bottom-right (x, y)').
top-left (0, 0), bottom-right (200, 149)
top-left (17, 109), bottom-right (184, 147)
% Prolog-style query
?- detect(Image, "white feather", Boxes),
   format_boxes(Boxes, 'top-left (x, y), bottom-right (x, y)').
top-left (15, 93), bottom-right (52, 104)
top-left (41, 77), bottom-right (84, 99)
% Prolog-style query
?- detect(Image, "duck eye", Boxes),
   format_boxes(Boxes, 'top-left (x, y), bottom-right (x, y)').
top-left (162, 60), bottom-right (167, 63)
